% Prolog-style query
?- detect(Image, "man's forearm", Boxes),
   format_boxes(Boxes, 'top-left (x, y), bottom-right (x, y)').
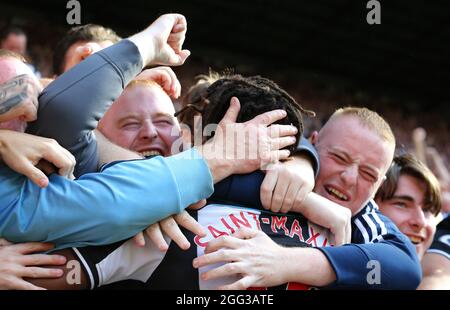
top-left (26, 40), bottom-right (143, 177)
top-left (418, 253), bottom-right (450, 290)
top-left (281, 247), bottom-right (336, 287)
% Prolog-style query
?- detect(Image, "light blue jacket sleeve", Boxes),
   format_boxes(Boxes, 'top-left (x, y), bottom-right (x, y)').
top-left (26, 40), bottom-right (143, 177)
top-left (0, 148), bottom-right (213, 250)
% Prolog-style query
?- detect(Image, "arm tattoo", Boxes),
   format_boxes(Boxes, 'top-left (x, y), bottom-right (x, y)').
top-left (0, 74), bottom-right (31, 116)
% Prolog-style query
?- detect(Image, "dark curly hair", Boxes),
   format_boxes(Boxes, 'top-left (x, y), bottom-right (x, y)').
top-left (177, 73), bottom-right (314, 153)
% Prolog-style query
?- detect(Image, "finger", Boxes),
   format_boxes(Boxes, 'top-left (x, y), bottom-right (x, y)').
top-left (20, 253), bottom-right (67, 266)
top-left (218, 97), bottom-right (240, 125)
top-left (204, 234), bottom-right (247, 254)
top-left (41, 144), bottom-right (72, 175)
top-left (8, 279), bottom-right (47, 290)
top-left (292, 186), bottom-right (309, 213)
top-left (294, 185), bottom-right (310, 209)
top-left (218, 277), bottom-right (253, 290)
top-left (261, 151), bottom-right (291, 170)
top-left (201, 262), bottom-right (244, 281)
top-left (20, 266), bottom-right (64, 279)
top-left (270, 173), bottom-right (290, 213)
top-left (155, 70), bottom-right (173, 94)
top-left (160, 217), bottom-right (190, 250)
top-left (133, 232), bottom-right (146, 247)
top-left (168, 28), bottom-right (186, 53)
top-left (166, 49), bottom-right (190, 66)
top-left (14, 159), bottom-right (49, 188)
top-left (173, 76), bottom-right (182, 98)
top-left (269, 124), bottom-right (298, 138)
top-left (21, 99), bottom-right (37, 122)
top-left (345, 221), bottom-right (352, 244)
top-left (260, 169), bottom-right (278, 210)
top-left (265, 150), bottom-right (291, 164)
top-left (174, 211), bottom-right (206, 237)
top-left (172, 22), bottom-right (187, 33)
top-left (279, 180), bottom-right (299, 214)
top-left (145, 223), bottom-right (169, 252)
top-left (333, 228), bottom-right (345, 246)
top-left (187, 199), bottom-right (207, 210)
top-left (193, 249), bottom-right (235, 268)
top-left (271, 136), bottom-right (297, 151)
top-left (157, 67), bottom-right (180, 98)
top-left (11, 242), bottom-right (55, 255)
top-left (247, 109), bottom-right (287, 126)
top-left (177, 49), bottom-right (191, 65)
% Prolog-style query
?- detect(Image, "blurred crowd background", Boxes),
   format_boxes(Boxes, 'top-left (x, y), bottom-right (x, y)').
top-left (1, 0), bottom-right (448, 168)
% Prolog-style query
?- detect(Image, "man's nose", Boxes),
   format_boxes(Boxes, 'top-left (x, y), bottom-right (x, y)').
top-left (409, 206), bottom-right (426, 231)
top-left (340, 164), bottom-right (358, 187)
top-left (139, 122), bottom-right (158, 140)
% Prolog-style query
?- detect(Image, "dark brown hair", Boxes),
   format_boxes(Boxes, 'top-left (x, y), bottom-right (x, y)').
top-left (375, 153), bottom-right (442, 216)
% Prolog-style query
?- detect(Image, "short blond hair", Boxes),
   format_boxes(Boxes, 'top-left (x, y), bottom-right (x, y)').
top-left (125, 79), bottom-right (162, 91)
top-left (330, 106), bottom-right (395, 146)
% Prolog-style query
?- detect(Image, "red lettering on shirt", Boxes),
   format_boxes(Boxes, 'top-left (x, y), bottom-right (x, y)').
top-left (230, 211), bottom-right (252, 229)
top-left (306, 226), bottom-right (320, 247)
top-left (289, 219), bottom-right (304, 241)
top-left (271, 216), bottom-right (289, 235)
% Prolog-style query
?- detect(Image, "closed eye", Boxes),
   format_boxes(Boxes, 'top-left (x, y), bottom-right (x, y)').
top-left (360, 169), bottom-right (377, 182)
top-left (122, 122), bottom-right (140, 129)
top-left (330, 152), bottom-right (346, 164)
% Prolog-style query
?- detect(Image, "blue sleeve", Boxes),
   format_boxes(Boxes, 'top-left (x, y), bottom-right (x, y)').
top-left (295, 136), bottom-right (320, 178)
top-left (210, 136), bottom-right (319, 207)
top-left (211, 171), bottom-right (265, 209)
top-left (0, 148), bottom-right (213, 250)
top-left (26, 40), bottom-right (143, 177)
top-left (318, 208), bottom-right (421, 289)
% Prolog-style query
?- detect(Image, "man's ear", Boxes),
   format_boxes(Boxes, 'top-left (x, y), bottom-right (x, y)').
top-left (310, 131), bottom-right (319, 145)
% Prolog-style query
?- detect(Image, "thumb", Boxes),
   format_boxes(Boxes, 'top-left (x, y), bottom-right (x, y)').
top-left (219, 97), bottom-right (241, 125)
top-left (167, 49), bottom-right (191, 66)
top-left (18, 160), bottom-right (49, 188)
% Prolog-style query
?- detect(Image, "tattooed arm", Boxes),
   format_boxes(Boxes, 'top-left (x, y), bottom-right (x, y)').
top-left (0, 74), bottom-right (41, 123)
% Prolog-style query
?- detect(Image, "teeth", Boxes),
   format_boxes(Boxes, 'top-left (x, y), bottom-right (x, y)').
top-left (327, 187), bottom-right (349, 201)
top-left (409, 236), bottom-right (422, 244)
top-left (139, 151), bottom-right (161, 157)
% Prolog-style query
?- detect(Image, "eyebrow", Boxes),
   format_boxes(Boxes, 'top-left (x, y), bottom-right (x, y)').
top-left (391, 195), bottom-right (415, 203)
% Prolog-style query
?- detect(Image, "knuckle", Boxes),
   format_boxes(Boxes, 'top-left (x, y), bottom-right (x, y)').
top-left (163, 218), bottom-right (177, 229)
top-left (225, 264), bottom-right (238, 273)
top-left (217, 249), bottom-right (229, 260)
top-left (260, 184), bottom-right (272, 195)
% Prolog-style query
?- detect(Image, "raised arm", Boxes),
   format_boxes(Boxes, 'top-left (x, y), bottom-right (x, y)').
top-left (26, 14), bottom-right (190, 177)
